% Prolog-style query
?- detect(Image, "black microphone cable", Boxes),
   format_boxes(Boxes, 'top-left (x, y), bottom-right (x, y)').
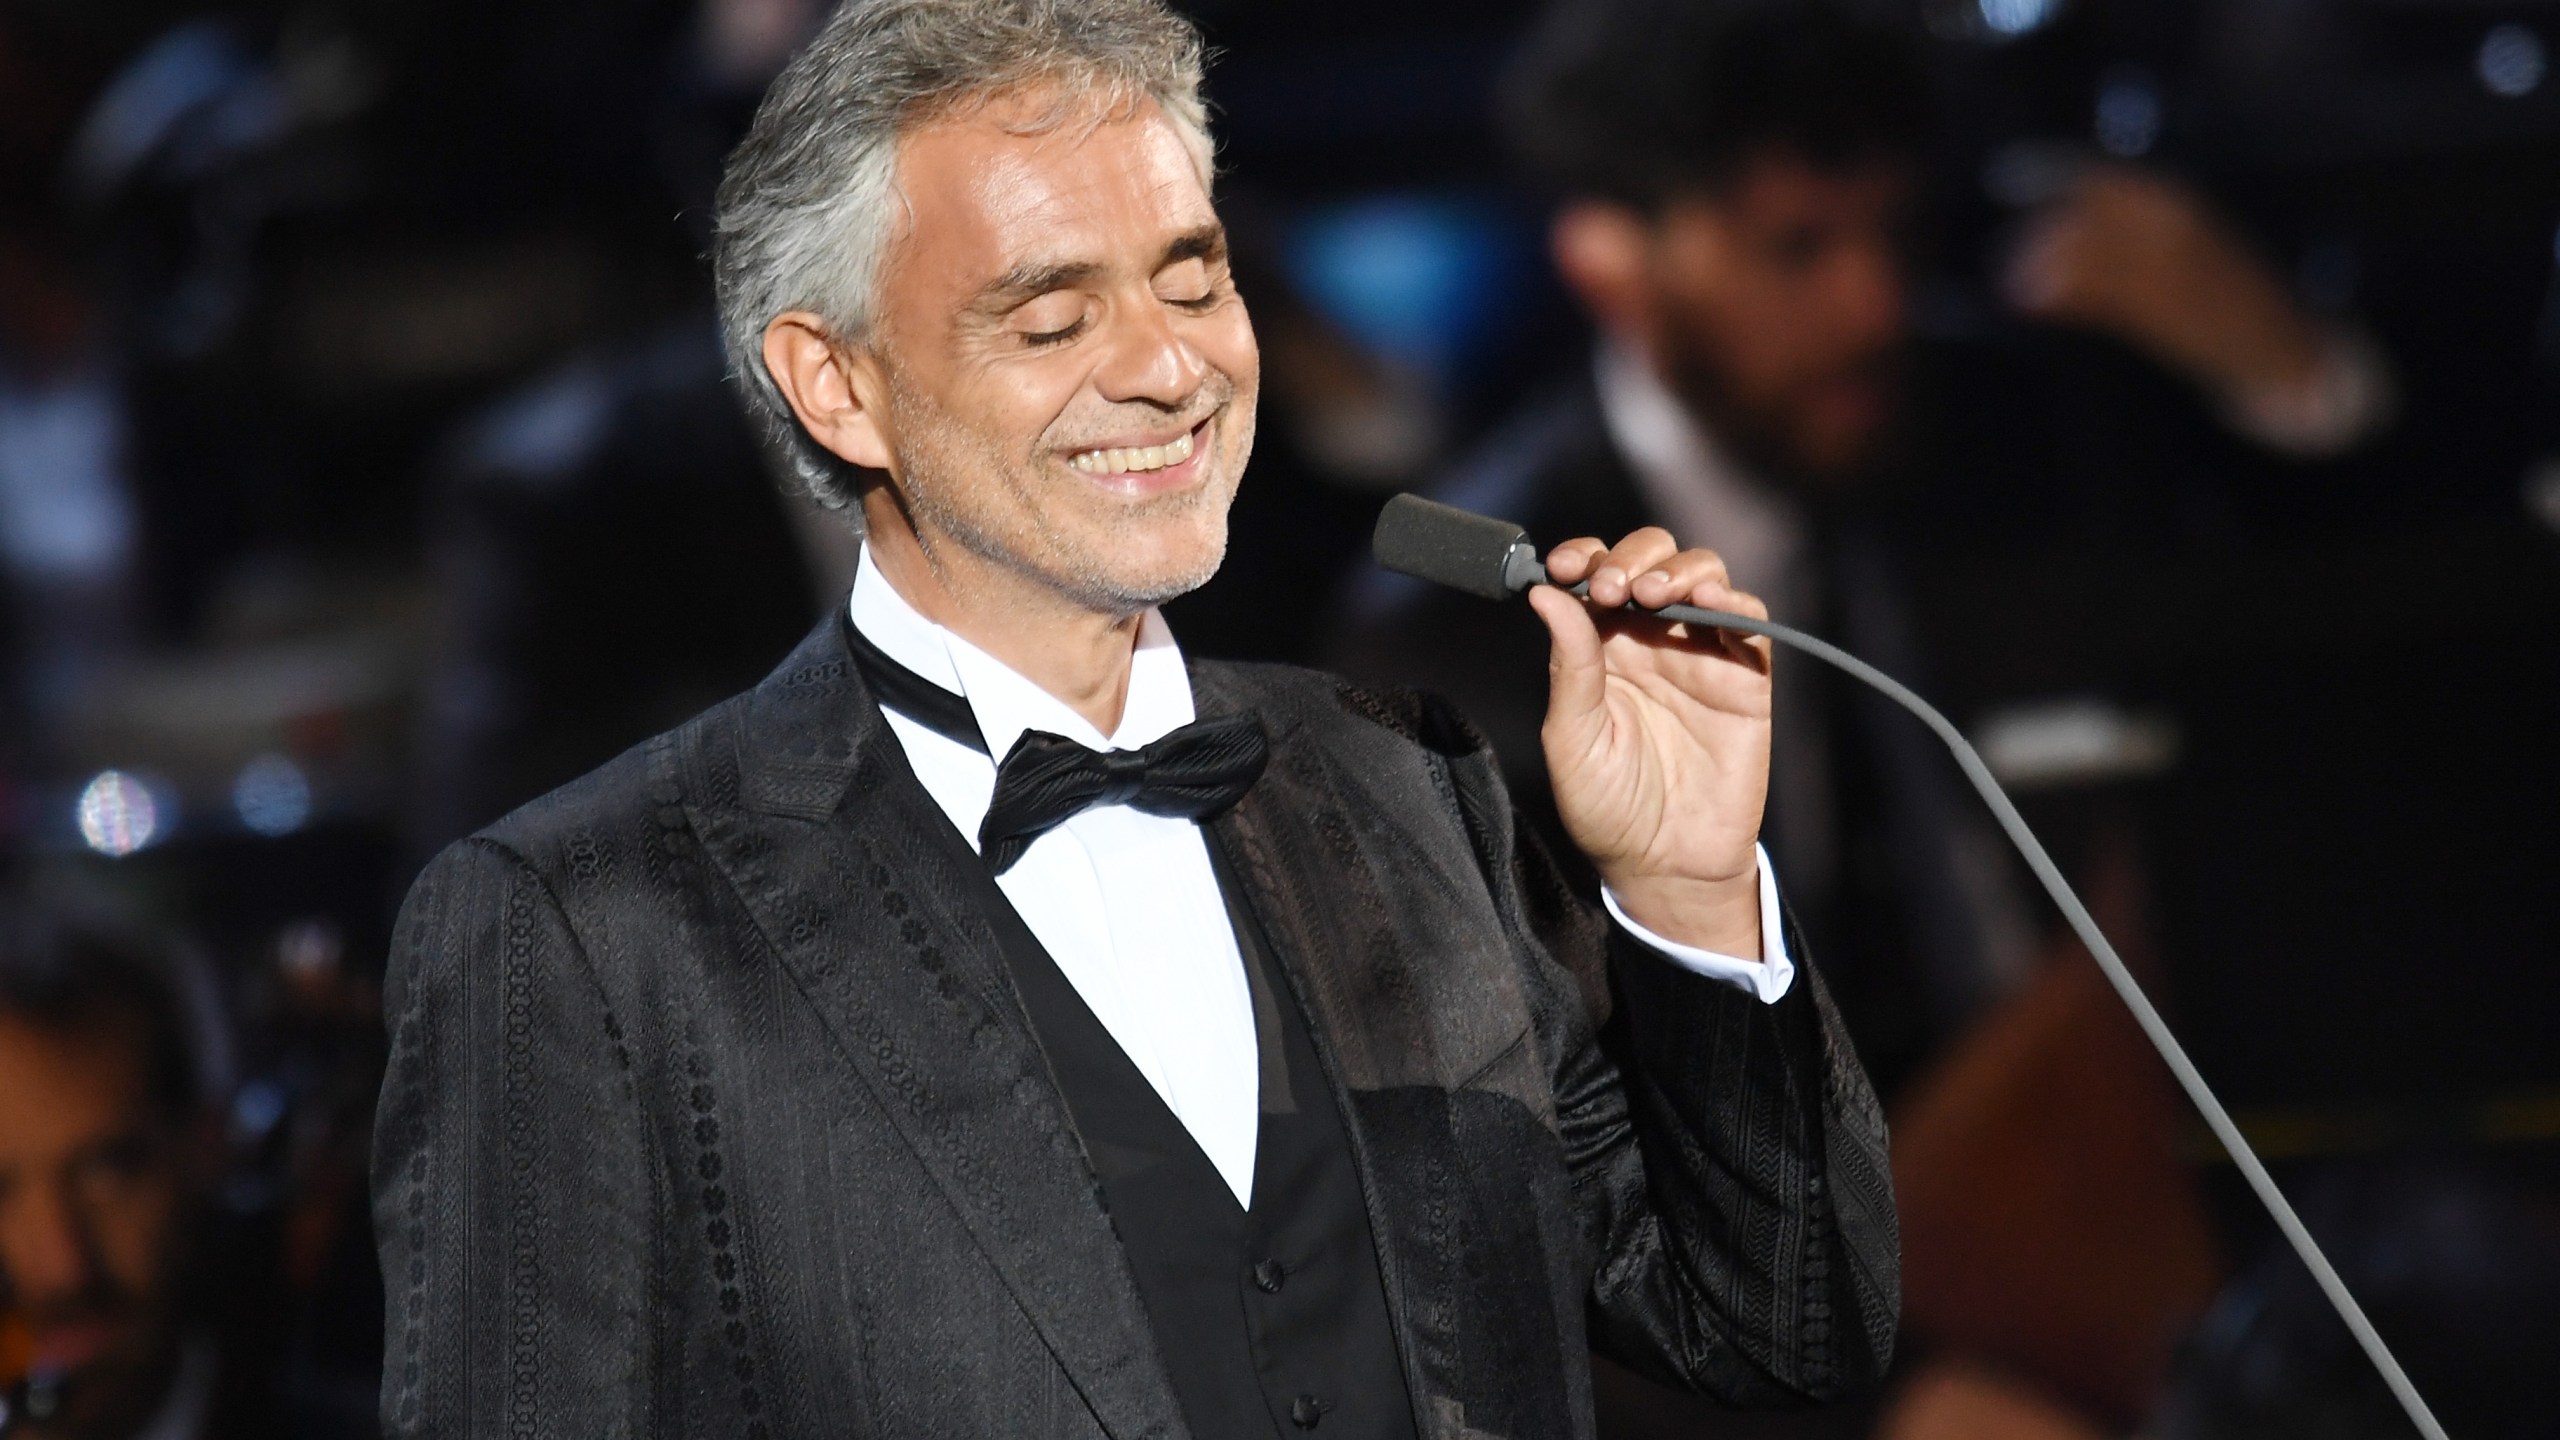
top-left (1370, 493), bottom-right (2449, 1440)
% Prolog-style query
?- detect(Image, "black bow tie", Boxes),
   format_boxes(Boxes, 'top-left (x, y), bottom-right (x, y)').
top-left (844, 613), bottom-right (1268, 874)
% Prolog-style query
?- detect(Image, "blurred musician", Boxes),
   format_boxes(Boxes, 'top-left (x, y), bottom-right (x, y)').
top-left (0, 896), bottom-right (225, 1440)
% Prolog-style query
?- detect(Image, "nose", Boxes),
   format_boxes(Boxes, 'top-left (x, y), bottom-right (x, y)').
top-left (1091, 295), bottom-right (1210, 411)
top-left (2, 1179), bottom-right (100, 1309)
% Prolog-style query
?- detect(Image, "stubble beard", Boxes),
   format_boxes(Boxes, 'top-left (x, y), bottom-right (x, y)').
top-left (1655, 323), bottom-right (1900, 499)
top-left (882, 364), bottom-right (1245, 617)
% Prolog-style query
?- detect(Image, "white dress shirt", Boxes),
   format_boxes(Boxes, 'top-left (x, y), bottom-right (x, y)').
top-left (851, 546), bottom-right (1792, 1206)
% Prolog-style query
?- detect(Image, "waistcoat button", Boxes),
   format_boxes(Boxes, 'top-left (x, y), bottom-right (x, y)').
top-left (1253, 1258), bottom-right (1287, 1293)
top-left (1290, 1394), bottom-right (1330, 1428)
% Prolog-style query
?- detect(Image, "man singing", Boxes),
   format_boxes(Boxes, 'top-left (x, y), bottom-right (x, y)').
top-left (371, 2), bottom-right (1897, 1436)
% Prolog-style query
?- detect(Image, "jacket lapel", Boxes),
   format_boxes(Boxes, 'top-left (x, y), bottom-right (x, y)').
top-left (689, 618), bottom-right (1188, 1440)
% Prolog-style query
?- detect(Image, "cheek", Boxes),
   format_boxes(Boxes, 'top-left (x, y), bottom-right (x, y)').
top-left (1727, 281), bottom-right (1853, 393)
top-left (1662, 284), bottom-right (1787, 393)
top-left (87, 1177), bottom-right (184, 1294)
top-left (0, 1195), bottom-right (41, 1276)
top-left (939, 353), bottom-right (1086, 461)
top-left (1199, 308), bottom-right (1261, 394)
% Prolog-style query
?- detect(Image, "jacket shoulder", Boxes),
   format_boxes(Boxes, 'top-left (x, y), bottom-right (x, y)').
top-left (469, 603), bottom-right (864, 870)
top-left (453, 689), bottom-right (748, 883)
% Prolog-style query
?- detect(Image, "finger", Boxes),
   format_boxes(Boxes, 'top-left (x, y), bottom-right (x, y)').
top-left (1618, 556), bottom-right (1776, 675)
top-left (1527, 583), bottom-right (1607, 746)
top-left (1542, 537), bottom-right (1612, 586)
top-left (1585, 527), bottom-right (1681, 607)
top-left (1677, 573), bottom-right (1769, 624)
top-left (1686, 580), bottom-right (1774, 675)
top-left (2005, 223), bottom-right (2073, 315)
top-left (1627, 547), bottom-right (1732, 610)
top-left (1624, 603), bottom-right (1774, 678)
top-left (1711, 626), bottom-right (1776, 679)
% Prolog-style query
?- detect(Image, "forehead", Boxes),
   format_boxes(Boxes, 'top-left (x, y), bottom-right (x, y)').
top-left (886, 89), bottom-right (1215, 292)
top-left (0, 1014), bottom-right (153, 1154)
top-left (1720, 155), bottom-right (1904, 221)
top-left (1692, 153), bottom-right (1913, 227)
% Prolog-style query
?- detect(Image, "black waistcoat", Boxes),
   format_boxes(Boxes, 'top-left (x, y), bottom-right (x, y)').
top-left (942, 825), bottom-right (1418, 1440)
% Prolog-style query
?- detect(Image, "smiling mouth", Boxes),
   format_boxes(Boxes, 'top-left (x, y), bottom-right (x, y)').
top-left (1065, 424), bottom-right (1198, 477)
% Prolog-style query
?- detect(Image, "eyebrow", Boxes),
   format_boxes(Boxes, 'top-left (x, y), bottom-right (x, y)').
top-left (970, 224), bottom-right (1230, 313)
top-left (1160, 224), bottom-right (1227, 268)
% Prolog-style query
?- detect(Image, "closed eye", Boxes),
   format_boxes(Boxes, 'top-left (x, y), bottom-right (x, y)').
top-left (1011, 290), bottom-right (1092, 348)
top-left (1156, 255), bottom-right (1226, 312)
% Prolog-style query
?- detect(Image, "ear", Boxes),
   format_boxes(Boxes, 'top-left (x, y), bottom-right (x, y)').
top-left (1550, 202), bottom-right (1659, 352)
top-left (761, 313), bottom-right (896, 473)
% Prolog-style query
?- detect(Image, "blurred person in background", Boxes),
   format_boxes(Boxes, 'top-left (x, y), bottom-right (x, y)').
top-left (1333, 0), bottom-right (2398, 1092)
top-left (2150, 1161), bottom-right (2560, 1440)
top-left (0, 885), bottom-right (285, 1440)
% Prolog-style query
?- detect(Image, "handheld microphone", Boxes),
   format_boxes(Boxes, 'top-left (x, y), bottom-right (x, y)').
top-left (1372, 492), bottom-right (2450, 1440)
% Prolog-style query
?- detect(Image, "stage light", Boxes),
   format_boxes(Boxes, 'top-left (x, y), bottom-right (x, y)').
top-left (1976, 0), bottom-right (2058, 39)
top-left (75, 769), bottom-right (162, 856)
top-left (233, 751), bottom-right (312, 836)
top-left (2478, 24), bottom-right (2546, 99)
top-left (233, 1078), bottom-right (288, 1140)
top-left (1285, 195), bottom-right (1531, 389)
top-left (2096, 72), bottom-right (2163, 157)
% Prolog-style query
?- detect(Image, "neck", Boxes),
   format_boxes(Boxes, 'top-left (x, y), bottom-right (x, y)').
top-left (863, 496), bottom-right (1141, 735)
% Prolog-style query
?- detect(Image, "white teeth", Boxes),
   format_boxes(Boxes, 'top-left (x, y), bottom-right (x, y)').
top-left (1070, 429), bottom-right (1195, 475)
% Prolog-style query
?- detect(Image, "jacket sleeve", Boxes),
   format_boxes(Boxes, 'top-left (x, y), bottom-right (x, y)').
top-left (1448, 709), bottom-right (1900, 1406)
top-left (372, 837), bottom-right (657, 1437)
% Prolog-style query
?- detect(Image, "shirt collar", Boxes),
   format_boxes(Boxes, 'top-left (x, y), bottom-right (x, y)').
top-left (848, 542), bottom-right (1195, 760)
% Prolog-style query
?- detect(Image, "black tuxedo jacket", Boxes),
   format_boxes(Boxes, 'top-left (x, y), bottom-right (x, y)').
top-left (372, 613), bottom-right (1898, 1439)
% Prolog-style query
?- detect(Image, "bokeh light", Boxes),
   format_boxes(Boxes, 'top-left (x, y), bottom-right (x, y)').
top-left (233, 752), bottom-right (313, 836)
top-left (75, 769), bottom-right (162, 856)
top-left (2096, 72), bottom-right (2164, 158)
top-left (2478, 25), bottom-right (2547, 100)
top-left (1977, 0), bottom-right (2059, 40)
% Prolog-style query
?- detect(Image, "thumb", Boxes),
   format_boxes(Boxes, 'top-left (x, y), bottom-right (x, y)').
top-left (1529, 584), bottom-right (1607, 749)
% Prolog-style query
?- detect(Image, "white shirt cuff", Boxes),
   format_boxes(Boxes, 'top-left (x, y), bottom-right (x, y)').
top-left (2220, 324), bottom-right (2396, 459)
top-left (1600, 842), bottom-right (1796, 1004)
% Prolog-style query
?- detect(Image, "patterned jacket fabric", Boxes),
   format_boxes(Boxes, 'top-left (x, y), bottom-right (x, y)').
top-left (371, 613), bottom-right (1900, 1439)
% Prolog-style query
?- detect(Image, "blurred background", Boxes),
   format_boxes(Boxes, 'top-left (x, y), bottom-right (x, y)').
top-left (1, 0), bottom-right (2557, 1435)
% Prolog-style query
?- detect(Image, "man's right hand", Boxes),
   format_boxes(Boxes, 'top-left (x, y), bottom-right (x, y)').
top-left (2005, 167), bottom-right (2330, 414)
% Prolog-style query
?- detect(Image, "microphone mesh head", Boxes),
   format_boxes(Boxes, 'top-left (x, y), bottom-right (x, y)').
top-left (1372, 494), bottom-right (1529, 601)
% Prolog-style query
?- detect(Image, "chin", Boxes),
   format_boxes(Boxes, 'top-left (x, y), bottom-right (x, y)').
top-left (1108, 523), bottom-right (1229, 606)
top-left (1045, 497), bottom-right (1229, 613)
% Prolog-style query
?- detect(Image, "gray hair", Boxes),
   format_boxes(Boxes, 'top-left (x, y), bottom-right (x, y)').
top-left (712, 0), bottom-right (1216, 509)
